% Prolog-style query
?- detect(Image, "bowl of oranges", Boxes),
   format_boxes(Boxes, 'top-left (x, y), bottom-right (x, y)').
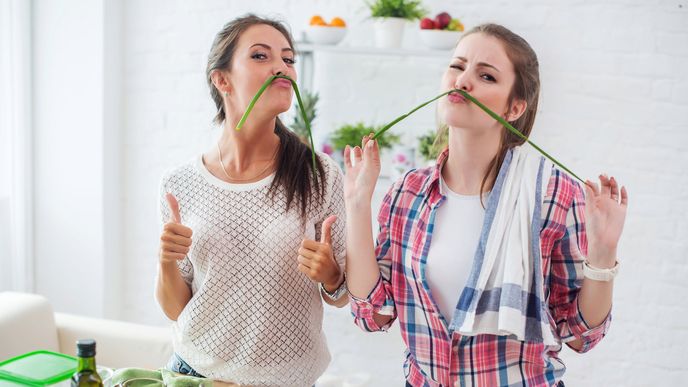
top-left (305, 15), bottom-right (347, 45)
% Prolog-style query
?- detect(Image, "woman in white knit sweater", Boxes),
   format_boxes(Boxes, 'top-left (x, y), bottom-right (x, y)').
top-left (154, 15), bottom-right (347, 386)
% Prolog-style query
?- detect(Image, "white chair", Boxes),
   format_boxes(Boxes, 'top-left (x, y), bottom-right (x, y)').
top-left (0, 291), bottom-right (173, 369)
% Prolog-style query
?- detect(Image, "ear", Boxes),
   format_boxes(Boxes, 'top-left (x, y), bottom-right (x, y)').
top-left (505, 99), bottom-right (527, 122)
top-left (210, 69), bottom-right (231, 96)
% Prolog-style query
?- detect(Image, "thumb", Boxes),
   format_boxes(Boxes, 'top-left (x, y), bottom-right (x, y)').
top-left (320, 215), bottom-right (337, 245)
top-left (165, 193), bottom-right (181, 223)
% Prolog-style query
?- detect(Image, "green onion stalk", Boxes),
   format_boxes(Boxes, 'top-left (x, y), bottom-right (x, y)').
top-left (235, 75), bottom-right (318, 182)
top-left (372, 89), bottom-right (585, 184)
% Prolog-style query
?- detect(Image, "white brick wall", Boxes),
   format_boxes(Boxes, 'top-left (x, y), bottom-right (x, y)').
top-left (119, 0), bottom-right (688, 385)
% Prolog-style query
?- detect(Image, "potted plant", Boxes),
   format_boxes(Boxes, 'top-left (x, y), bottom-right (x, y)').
top-left (367, 0), bottom-right (426, 48)
top-left (329, 122), bottom-right (401, 174)
top-left (289, 90), bottom-right (319, 144)
top-left (330, 122), bottom-right (400, 152)
top-left (417, 127), bottom-right (447, 165)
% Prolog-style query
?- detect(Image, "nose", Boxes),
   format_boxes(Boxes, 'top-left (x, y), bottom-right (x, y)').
top-left (453, 71), bottom-right (472, 92)
top-left (272, 59), bottom-right (290, 76)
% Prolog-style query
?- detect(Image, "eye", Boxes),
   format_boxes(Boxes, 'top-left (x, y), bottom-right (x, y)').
top-left (283, 57), bottom-right (296, 65)
top-left (480, 73), bottom-right (496, 82)
top-left (450, 63), bottom-right (464, 71)
top-left (251, 52), bottom-right (268, 60)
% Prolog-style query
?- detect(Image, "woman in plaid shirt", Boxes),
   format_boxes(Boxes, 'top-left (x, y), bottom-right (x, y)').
top-left (343, 24), bottom-right (628, 386)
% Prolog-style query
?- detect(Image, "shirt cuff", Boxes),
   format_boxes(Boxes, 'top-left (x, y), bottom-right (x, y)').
top-left (565, 298), bottom-right (612, 352)
top-left (349, 275), bottom-right (395, 331)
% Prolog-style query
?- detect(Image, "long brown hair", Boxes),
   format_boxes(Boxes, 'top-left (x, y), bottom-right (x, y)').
top-left (438, 23), bottom-right (540, 201)
top-left (206, 14), bottom-right (324, 218)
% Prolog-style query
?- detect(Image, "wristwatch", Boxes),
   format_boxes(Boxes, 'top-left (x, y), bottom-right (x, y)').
top-left (583, 260), bottom-right (620, 282)
top-left (320, 274), bottom-right (347, 301)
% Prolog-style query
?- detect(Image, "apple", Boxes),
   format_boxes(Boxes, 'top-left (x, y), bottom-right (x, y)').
top-left (420, 17), bottom-right (436, 30)
top-left (434, 12), bottom-right (451, 30)
top-left (447, 18), bottom-right (464, 32)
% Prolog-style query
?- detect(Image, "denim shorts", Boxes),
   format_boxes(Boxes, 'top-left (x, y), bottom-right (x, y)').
top-left (167, 353), bottom-right (206, 378)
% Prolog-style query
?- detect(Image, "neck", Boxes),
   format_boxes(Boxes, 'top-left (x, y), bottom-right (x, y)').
top-left (218, 115), bottom-right (280, 171)
top-left (442, 126), bottom-right (501, 195)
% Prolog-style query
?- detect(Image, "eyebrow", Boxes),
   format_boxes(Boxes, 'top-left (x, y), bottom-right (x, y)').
top-left (454, 56), bottom-right (500, 72)
top-left (250, 43), bottom-right (294, 53)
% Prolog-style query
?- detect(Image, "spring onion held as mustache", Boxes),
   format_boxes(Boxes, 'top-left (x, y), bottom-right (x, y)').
top-left (371, 89), bottom-right (585, 184)
top-left (235, 75), bottom-right (317, 182)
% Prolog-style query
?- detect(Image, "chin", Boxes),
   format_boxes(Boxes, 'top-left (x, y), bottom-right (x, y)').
top-left (275, 101), bottom-right (292, 114)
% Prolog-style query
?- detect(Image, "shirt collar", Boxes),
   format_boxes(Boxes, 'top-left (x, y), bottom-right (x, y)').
top-left (425, 148), bottom-right (449, 204)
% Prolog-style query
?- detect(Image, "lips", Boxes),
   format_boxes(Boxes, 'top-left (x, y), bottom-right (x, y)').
top-left (272, 79), bottom-right (292, 89)
top-left (447, 91), bottom-right (466, 103)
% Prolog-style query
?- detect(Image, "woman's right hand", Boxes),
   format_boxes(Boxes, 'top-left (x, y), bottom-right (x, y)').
top-left (159, 193), bottom-right (193, 265)
top-left (343, 134), bottom-right (381, 206)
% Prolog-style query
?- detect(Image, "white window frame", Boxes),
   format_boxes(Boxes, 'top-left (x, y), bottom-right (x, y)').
top-left (1, 0), bottom-right (33, 292)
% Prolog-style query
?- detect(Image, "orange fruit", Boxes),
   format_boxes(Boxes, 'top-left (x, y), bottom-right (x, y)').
top-left (310, 15), bottom-right (326, 26)
top-left (330, 17), bottom-right (346, 27)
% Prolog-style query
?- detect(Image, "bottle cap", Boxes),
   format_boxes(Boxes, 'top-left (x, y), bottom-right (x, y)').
top-left (76, 339), bottom-right (96, 357)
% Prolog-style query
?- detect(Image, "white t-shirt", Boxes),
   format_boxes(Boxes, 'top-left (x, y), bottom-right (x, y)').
top-left (158, 152), bottom-right (346, 387)
top-left (425, 177), bottom-right (486, 324)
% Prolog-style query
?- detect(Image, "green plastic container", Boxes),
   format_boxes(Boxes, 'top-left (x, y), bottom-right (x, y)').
top-left (0, 350), bottom-right (77, 386)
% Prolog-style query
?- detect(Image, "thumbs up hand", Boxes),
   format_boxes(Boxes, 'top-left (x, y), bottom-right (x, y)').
top-left (159, 193), bottom-right (193, 265)
top-left (298, 215), bottom-right (343, 291)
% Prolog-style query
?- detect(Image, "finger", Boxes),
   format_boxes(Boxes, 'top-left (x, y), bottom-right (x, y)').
top-left (364, 138), bottom-right (380, 165)
top-left (599, 174), bottom-right (611, 197)
top-left (610, 176), bottom-right (619, 201)
top-left (297, 255), bottom-right (313, 269)
top-left (298, 263), bottom-right (318, 279)
top-left (362, 134), bottom-right (370, 148)
top-left (161, 233), bottom-right (192, 247)
top-left (583, 180), bottom-right (595, 201)
top-left (344, 145), bottom-right (352, 171)
top-left (161, 241), bottom-right (190, 254)
top-left (586, 179), bottom-right (600, 196)
top-left (165, 193), bottom-right (181, 224)
top-left (320, 215), bottom-right (337, 245)
top-left (164, 222), bottom-right (193, 238)
top-left (301, 239), bottom-right (321, 250)
top-left (352, 146), bottom-right (363, 165)
top-left (620, 186), bottom-right (629, 207)
top-left (298, 247), bottom-right (319, 260)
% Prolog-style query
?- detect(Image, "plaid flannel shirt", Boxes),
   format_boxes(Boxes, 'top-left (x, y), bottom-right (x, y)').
top-left (350, 150), bottom-right (611, 387)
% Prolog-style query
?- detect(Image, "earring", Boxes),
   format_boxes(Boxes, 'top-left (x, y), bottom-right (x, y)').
top-left (223, 91), bottom-right (229, 97)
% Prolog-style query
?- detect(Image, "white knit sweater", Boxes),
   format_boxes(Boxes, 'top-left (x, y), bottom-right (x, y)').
top-left (158, 152), bottom-right (346, 387)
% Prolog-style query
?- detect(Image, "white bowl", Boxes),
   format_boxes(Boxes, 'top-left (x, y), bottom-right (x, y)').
top-left (419, 29), bottom-right (462, 50)
top-left (304, 26), bottom-right (347, 45)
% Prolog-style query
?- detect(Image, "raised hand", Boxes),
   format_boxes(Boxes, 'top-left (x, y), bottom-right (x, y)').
top-left (583, 175), bottom-right (629, 268)
top-left (159, 193), bottom-right (193, 265)
top-left (298, 215), bottom-right (343, 291)
top-left (343, 134), bottom-right (381, 206)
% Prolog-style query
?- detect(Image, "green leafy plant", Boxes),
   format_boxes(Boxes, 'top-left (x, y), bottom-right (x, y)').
top-left (372, 89), bottom-right (585, 183)
top-left (290, 90), bottom-right (319, 143)
top-left (367, 0), bottom-right (427, 20)
top-left (330, 122), bottom-right (400, 152)
top-left (417, 128), bottom-right (447, 161)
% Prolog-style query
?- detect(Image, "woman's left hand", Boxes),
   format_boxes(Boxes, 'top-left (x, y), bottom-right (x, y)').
top-left (298, 215), bottom-right (343, 291)
top-left (584, 175), bottom-right (629, 268)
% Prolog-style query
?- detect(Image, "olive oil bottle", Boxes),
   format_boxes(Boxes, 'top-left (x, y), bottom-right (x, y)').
top-left (71, 339), bottom-right (103, 387)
